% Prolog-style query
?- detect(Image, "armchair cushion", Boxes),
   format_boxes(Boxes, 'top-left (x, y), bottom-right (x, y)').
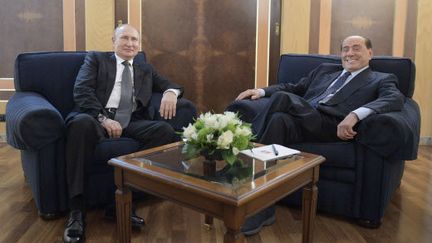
top-left (149, 92), bottom-right (197, 131)
top-left (356, 98), bottom-right (420, 160)
top-left (6, 92), bottom-right (64, 150)
top-left (227, 98), bottom-right (268, 123)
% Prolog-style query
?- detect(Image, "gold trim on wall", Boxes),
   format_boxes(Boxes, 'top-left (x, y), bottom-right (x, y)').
top-left (318, 0), bottom-right (332, 54)
top-left (255, 0), bottom-right (271, 88)
top-left (63, 0), bottom-right (76, 51)
top-left (129, 0), bottom-right (142, 51)
top-left (393, 0), bottom-right (408, 57)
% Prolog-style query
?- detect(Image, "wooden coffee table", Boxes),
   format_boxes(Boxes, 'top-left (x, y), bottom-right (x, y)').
top-left (109, 142), bottom-right (325, 243)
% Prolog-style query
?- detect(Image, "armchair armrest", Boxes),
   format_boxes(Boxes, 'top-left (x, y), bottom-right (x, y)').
top-left (149, 93), bottom-right (197, 131)
top-left (6, 92), bottom-right (65, 150)
top-left (356, 98), bottom-right (420, 160)
top-left (225, 98), bottom-right (270, 123)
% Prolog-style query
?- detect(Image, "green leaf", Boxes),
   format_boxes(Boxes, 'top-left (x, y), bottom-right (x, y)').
top-left (222, 150), bottom-right (237, 165)
top-left (182, 143), bottom-right (200, 159)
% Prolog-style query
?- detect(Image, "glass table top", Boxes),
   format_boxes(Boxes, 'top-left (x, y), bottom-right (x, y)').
top-left (128, 144), bottom-right (300, 187)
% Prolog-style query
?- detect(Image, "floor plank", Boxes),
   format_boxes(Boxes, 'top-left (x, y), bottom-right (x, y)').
top-left (0, 143), bottom-right (431, 243)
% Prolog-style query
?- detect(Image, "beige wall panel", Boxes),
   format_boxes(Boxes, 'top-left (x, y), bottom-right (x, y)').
top-left (85, 0), bottom-right (115, 51)
top-left (280, 0), bottom-right (310, 54)
top-left (414, 0), bottom-right (432, 137)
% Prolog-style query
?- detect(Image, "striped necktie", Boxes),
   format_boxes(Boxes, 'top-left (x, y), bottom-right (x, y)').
top-left (309, 71), bottom-right (351, 108)
top-left (114, 61), bottom-right (133, 128)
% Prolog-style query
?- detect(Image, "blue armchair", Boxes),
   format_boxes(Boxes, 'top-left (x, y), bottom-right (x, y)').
top-left (6, 51), bottom-right (197, 218)
top-left (226, 54), bottom-right (420, 227)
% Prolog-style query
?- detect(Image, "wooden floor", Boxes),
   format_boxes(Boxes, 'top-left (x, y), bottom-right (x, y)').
top-left (0, 144), bottom-right (431, 243)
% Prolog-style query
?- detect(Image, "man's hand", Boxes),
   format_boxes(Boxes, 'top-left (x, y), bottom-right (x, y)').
top-left (235, 89), bottom-right (262, 100)
top-left (337, 112), bottom-right (359, 140)
top-left (101, 119), bottom-right (123, 138)
top-left (160, 91), bottom-right (177, 119)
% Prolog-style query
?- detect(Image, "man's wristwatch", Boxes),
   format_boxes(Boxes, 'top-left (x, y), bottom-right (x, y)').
top-left (97, 113), bottom-right (107, 123)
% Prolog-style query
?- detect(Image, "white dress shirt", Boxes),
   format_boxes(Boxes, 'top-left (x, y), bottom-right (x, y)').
top-left (105, 54), bottom-right (180, 110)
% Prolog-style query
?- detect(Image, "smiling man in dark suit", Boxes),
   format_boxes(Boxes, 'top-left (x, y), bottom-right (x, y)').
top-left (235, 35), bottom-right (404, 236)
top-left (63, 24), bottom-right (183, 243)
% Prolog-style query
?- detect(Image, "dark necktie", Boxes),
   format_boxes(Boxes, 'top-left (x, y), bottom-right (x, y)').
top-left (309, 71), bottom-right (351, 108)
top-left (115, 61), bottom-right (133, 128)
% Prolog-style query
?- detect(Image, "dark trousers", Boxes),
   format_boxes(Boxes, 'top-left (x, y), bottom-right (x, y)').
top-left (65, 112), bottom-right (177, 208)
top-left (253, 91), bottom-right (343, 145)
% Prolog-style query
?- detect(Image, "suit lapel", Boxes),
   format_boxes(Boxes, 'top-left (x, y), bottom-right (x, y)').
top-left (312, 71), bottom-right (342, 96)
top-left (106, 54), bottom-right (117, 96)
top-left (322, 71), bottom-right (342, 89)
top-left (327, 67), bottom-right (373, 104)
top-left (132, 60), bottom-right (144, 97)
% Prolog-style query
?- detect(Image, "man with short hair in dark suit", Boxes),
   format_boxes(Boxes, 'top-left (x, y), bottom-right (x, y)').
top-left (235, 35), bottom-right (404, 236)
top-left (63, 24), bottom-right (183, 243)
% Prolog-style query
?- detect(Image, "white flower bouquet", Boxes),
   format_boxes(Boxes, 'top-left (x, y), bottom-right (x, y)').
top-left (181, 111), bottom-right (254, 165)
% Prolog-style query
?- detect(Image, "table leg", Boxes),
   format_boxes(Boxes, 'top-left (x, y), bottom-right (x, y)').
top-left (302, 184), bottom-right (318, 243)
top-left (203, 160), bottom-right (216, 230)
top-left (204, 215), bottom-right (214, 230)
top-left (224, 227), bottom-right (244, 243)
top-left (223, 207), bottom-right (245, 243)
top-left (115, 186), bottom-right (132, 243)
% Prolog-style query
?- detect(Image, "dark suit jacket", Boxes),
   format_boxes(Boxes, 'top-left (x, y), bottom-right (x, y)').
top-left (263, 63), bottom-right (404, 119)
top-left (70, 51), bottom-right (183, 119)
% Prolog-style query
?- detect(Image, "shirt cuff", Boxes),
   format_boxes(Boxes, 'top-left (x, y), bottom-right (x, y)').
top-left (164, 88), bottom-right (180, 98)
top-left (352, 107), bottom-right (374, 120)
top-left (257, 88), bottom-right (265, 97)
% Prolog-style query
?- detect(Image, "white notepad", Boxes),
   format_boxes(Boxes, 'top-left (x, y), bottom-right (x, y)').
top-left (240, 144), bottom-right (300, 161)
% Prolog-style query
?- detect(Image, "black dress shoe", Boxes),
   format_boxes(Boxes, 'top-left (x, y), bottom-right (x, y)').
top-left (241, 206), bottom-right (276, 236)
top-left (104, 207), bottom-right (145, 229)
top-left (357, 218), bottom-right (381, 228)
top-left (63, 210), bottom-right (85, 243)
top-left (131, 213), bottom-right (145, 228)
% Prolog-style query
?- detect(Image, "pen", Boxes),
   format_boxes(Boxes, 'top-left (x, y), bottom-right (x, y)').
top-left (271, 144), bottom-right (279, 156)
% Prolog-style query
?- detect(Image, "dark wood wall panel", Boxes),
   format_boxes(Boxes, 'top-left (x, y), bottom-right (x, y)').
top-left (115, 0), bottom-right (128, 26)
top-left (141, 0), bottom-right (197, 107)
top-left (141, 0), bottom-right (256, 113)
top-left (404, 0), bottom-right (418, 59)
top-left (203, 0), bottom-right (256, 112)
top-left (330, 0), bottom-right (395, 55)
top-left (0, 0), bottom-right (63, 77)
top-left (75, 0), bottom-right (86, 51)
top-left (268, 0), bottom-right (281, 85)
top-left (308, 0), bottom-right (321, 54)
